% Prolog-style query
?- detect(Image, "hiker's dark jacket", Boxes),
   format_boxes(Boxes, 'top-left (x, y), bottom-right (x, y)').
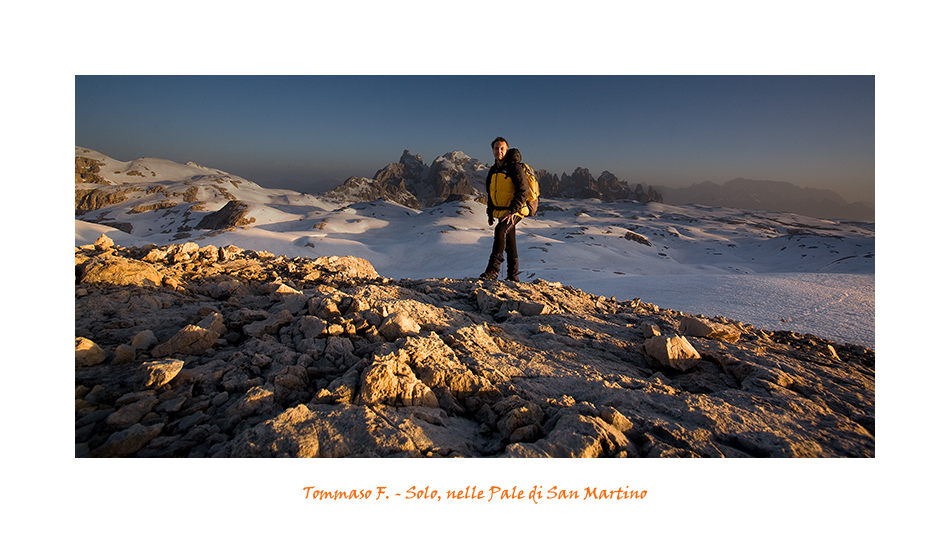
top-left (486, 148), bottom-right (530, 219)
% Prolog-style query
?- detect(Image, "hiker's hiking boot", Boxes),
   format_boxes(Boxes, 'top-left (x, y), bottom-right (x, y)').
top-left (479, 270), bottom-right (498, 281)
top-left (506, 274), bottom-right (519, 282)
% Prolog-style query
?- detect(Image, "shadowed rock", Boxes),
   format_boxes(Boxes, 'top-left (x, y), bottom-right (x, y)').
top-left (196, 200), bottom-right (252, 230)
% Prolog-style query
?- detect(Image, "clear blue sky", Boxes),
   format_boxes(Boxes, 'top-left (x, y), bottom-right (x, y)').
top-left (75, 75), bottom-right (874, 203)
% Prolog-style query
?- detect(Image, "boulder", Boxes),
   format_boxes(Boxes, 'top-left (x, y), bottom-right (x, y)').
top-left (79, 257), bottom-right (163, 287)
top-left (89, 423), bottom-right (165, 458)
top-left (196, 312), bottom-right (227, 337)
top-left (498, 300), bottom-right (551, 317)
top-left (111, 344), bottom-right (136, 364)
top-left (152, 324), bottom-right (219, 357)
top-left (641, 322), bottom-right (662, 338)
top-left (224, 386), bottom-right (278, 419)
top-left (106, 394), bottom-right (159, 427)
top-left (643, 335), bottom-right (702, 371)
top-left (138, 359), bottom-right (185, 389)
top-left (196, 200), bottom-right (252, 230)
top-left (378, 312), bottom-right (421, 341)
top-left (76, 337), bottom-right (106, 367)
top-left (678, 316), bottom-right (742, 343)
top-left (818, 344), bottom-right (841, 361)
top-left (298, 315), bottom-right (328, 339)
top-left (130, 330), bottom-right (158, 351)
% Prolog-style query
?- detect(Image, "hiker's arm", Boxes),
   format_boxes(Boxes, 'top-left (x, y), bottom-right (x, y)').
top-left (486, 169), bottom-right (497, 224)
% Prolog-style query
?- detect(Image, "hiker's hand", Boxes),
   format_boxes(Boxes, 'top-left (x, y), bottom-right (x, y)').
top-left (488, 216), bottom-right (495, 226)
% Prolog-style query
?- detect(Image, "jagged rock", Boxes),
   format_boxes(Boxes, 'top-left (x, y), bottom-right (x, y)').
top-left (324, 175), bottom-right (422, 209)
top-left (678, 316), bottom-right (742, 343)
top-left (274, 365), bottom-right (309, 401)
top-left (269, 284), bottom-right (308, 314)
top-left (473, 289), bottom-right (550, 317)
top-left (196, 200), bottom-right (253, 230)
top-left (75, 337), bottom-right (106, 367)
top-left (138, 359), bottom-right (185, 389)
top-left (357, 353), bottom-right (439, 408)
top-left (196, 312), bottom-right (227, 337)
top-left (325, 337), bottom-right (355, 360)
top-left (152, 324), bottom-right (219, 357)
top-left (496, 400), bottom-right (544, 440)
top-left (214, 404), bottom-right (418, 458)
top-left (224, 386), bottom-right (278, 420)
top-left (75, 188), bottom-right (128, 214)
top-left (313, 362), bottom-right (366, 405)
top-left (106, 394), bottom-right (159, 427)
top-left (504, 412), bottom-right (634, 458)
top-left (643, 335), bottom-right (702, 371)
top-left (641, 322), bottom-right (662, 338)
top-left (498, 300), bottom-right (550, 317)
top-left (600, 407), bottom-right (634, 432)
top-left (378, 312), bottom-right (421, 341)
top-left (243, 309), bottom-right (294, 338)
top-left (219, 244), bottom-right (243, 261)
top-left (79, 257), bottom-right (163, 287)
top-left (313, 256), bottom-right (379, 282)
top-left (633, 183), bottom-right (663, 203)
top-left (142, 248), bottom-right (168, 263)
top-left (308, 295), bottom-right (340, 320)
top-left (424, 151), bottom-right (482, 206)
top-left (298, 315), bottom-right (328, 339)
top-left (94, 233), bottom-right (114, 250)
top-left (396, 333), bottom-right (496, 413)
top-left (625, 231), bottom-right (651, 246)
top-left (562, 167), bottom-right (599, 198)
top-left (76, 156), bottom-right (108, 184)
top-left (89, 423), bottom-right (164, 458)
top-left (596, 171), bottom-right (632, 201)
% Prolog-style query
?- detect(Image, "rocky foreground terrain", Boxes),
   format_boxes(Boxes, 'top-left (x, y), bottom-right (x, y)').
top-left (74, 235), bottom-right (874, 458)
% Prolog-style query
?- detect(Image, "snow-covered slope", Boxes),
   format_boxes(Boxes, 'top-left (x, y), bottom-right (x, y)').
top-left (74, 147), bottom-right (875, 347)
top-left (75, 147), bottom-right (344, 241)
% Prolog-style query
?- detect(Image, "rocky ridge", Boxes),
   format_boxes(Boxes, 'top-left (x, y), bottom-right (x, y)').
top-left (75, 235), bottom-right (874, 458)
top-left (323, 150), bottom-right (658, 210)
top-left (326, 150), bottom-right (486, 209)
top-left (538, 167), bottom-right (661, 203)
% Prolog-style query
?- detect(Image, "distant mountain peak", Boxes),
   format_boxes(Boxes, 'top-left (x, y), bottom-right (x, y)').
top-left (655, 179), bottom-right (873, 222)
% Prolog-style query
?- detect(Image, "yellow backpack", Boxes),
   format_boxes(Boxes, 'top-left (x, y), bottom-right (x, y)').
top-left (521, 163), bottom-right (540, 216)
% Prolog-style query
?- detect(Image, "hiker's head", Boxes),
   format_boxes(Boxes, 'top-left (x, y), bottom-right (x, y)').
top-left (491, 136), bottom-right (508, 162)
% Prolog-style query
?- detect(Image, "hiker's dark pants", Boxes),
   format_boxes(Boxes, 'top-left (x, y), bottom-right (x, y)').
top-left (487, 216), bottom-right (520, 277)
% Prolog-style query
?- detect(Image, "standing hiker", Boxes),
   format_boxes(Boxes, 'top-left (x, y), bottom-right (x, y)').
top-left (480, 136), bottom-right (529, 282)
